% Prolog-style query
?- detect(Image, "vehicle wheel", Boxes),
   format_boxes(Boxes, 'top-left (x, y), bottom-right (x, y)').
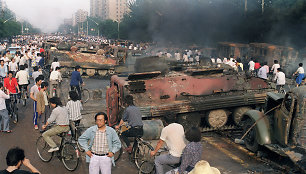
top-left (114, 147), bottom-right (123, 162)
top-left (134, 142), bottom-right (154, 169)
top-left (138, 161), bottom-right (155, 174)
top-left (243, 119), bottom-right (259, 152)
top-left (36, 136), bottom-right (53, 162)
top-left (61, 143), bottom-right (79, 171)
top-left (82, 89), bottom-right (90, 103)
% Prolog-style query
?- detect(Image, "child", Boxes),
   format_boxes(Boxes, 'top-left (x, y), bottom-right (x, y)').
top-left (66, 91), bottom-right (83, 138)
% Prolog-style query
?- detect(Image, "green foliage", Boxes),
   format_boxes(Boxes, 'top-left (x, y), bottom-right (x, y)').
top-left (0, 19), bottom-right (22, 38)
top-left (100, 19), bottom-right (118, 39)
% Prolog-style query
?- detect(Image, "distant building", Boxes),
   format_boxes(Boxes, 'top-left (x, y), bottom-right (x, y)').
top-left (90, 0), bottom-right (129, 22)
top-left (74, 9), bottom-right (88, 24)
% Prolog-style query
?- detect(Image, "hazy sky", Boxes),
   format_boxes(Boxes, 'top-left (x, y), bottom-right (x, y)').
top-left (5, 0), bottom-right (90, 33)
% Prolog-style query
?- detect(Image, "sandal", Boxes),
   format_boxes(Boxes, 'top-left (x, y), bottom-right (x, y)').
top-left (4, 130), bottom-right (12, 133)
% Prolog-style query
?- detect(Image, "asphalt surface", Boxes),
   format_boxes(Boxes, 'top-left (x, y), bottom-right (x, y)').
top-left (0, 78), bottom-right (281, 174)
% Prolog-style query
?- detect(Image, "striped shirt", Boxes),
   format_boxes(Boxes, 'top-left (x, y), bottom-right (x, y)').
top-left (66, 100), bottom-right (83, 121)
top-left (91, 130), bottom-right (109, 154)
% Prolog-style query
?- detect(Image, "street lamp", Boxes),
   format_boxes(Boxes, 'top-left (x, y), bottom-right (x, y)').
top-left (115, 20), bottom-right (120, 39)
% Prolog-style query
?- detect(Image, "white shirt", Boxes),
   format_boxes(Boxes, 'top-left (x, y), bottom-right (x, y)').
top-left (271, 64), bottom-right (280, 74)
top-left (1, 57), bottom-right (9, 66)
top-left (15, 70), bottom-right (29, 85)
top-left (49, 71), bottom-right (62, 81)
top-left (160, 123), bottom-right (186, 157)
top-left (297, 67), bottom-right (305, 74)
top-left (14, 56), bottom-right (20, 64)
top-left (258, 66), bottom-right (268, 79)
top-left (0, 89), bottom-right (10, 110)
top-left (51, 62), bottom-right (60, 71)
top-left (249, 61), bottom-right (255, 71)
top-left (216, 58), bottom-right (222, 63)
top-left (32, 71), bottom-right (42, 81)
top-left (9, 62), bottom-right (18, 72)
top-left (19, 56), bottom-right (27, 66)
top-left (274, 71), bottom-right (286, 85)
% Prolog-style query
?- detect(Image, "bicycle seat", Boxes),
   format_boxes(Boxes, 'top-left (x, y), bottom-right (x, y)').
top-left (57, 132), bottom-right (68, 137)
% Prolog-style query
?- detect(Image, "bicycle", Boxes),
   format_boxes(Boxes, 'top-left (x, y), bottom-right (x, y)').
top-left (69, 122), bottom-right (85, 152)
top-left (9, 93), bottom-right (19, 123)
top-left (36, 125), bottom-right (79, 171)
top-left (114, 125), bottom-right (154, 169)
top-left (19, 85), bottom-right (28, 106)
top-left (51, 83), bottom-right (58, 97)
top-left (138, 147), bottom-right (180, 174)
top-left (71, 85), bottom-right (90, 103)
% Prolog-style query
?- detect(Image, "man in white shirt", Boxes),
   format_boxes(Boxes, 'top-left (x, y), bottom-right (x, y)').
top-left (248, 58), bottom-right (255, 72)
top-left (8, 58), bottom-right (18, 75)
top-left (16, 65), bottom-right (30, 100)
top-left (19, 54), bottom-right (27, 66)
top-left (51, 58), bottom-right (60, 71)
top-left (49, 67), bottom-right (62, 97)
top-left (151, 115), bottom-right (186, 174)
top-left (271, 60), bottom-right (280, 75)
top-left (0, 82), bottom-right (11, 132)
top-left (1, 54), bottom-right (10, 67)
top-left (274, 68), bottom-right (286, 92)
top-left (293, 63), bottom-right (305, 87)
top-left (258, 64), bottom-right (268, 80)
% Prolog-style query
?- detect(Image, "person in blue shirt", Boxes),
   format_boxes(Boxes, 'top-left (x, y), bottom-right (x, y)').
top-left (70, 66), bottom-right (84, 100)
top-left (78, 112), bottom-right (121, 174)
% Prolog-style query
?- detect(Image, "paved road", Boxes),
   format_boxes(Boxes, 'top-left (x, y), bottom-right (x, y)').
top-left (0, 78), bottom-right (281, 174)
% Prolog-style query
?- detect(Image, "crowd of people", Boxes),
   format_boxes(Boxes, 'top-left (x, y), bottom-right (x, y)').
top-left (0, 35), bottom-right (304, 174)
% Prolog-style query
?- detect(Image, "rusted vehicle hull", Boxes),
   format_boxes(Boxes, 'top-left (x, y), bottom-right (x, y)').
top-left (106, 69), bottom-right (274, 129)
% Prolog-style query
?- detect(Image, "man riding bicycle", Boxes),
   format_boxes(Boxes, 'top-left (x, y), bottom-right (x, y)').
top-left (150, 114), bottom-right (186, 174)
top-left (42, 97), bottom-right (69, 153)
top-left (4, 71), bottom-right (20, 122)
top-left (15, 65), bottom-right (30, 97)
top-left (49, 66), bottom-right (62, 97)
top-left (115, 95), bottom-right (143, 153)
top-left (70, 66), bottom-right (84, 100)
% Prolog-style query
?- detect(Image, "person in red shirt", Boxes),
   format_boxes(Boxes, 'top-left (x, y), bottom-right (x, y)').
top-left (4, 71), bottom-right (20, 122)
top-left (254, 59), bottom-right (261, 76)
top-left (4, 71), bottom-right (20, 94)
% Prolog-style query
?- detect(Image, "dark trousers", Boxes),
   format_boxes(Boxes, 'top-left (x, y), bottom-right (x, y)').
top-left (121, 127), bottom-right (143, 147)
top-left (71, 85), bottom-right (81, 100)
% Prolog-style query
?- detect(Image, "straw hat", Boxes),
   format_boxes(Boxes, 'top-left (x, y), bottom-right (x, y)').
top-left (189, 160), bottom-right (221, 174)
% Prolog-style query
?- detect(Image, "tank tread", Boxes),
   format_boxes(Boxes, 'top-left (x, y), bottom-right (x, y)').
top-left (201, 125), bottom-right (237, 132)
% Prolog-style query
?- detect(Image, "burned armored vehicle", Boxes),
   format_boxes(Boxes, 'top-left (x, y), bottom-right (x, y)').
top-left (240, 86), bottom-right (306, 172)
top-left (106, 57), bottom-right (275, 131)
top-left (45, 41), bottom-right (128, 78)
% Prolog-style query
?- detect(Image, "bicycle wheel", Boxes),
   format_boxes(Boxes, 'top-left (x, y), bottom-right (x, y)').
top-left (36, 136), bottom-right (53, 162)
top-left (138, 161), bottom-right (155, 174)
top-left (114, 147), bottom-right (123, 162)
top-left (13, 107), bottom-right (18, 123)
top-left (134, 141), bottom-right (154, 169)
top-left (61, 143), bottom-right (79, 171)
top-left (81, 89), bottom-right (90, 103)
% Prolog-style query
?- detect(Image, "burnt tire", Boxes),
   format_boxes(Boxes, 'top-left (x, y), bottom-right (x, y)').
top-left (243, 119), bottom-right (259, 152)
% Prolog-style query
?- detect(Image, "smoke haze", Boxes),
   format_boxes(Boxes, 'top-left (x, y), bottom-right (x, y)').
top-left (5, 0), bottom-right (90, 33)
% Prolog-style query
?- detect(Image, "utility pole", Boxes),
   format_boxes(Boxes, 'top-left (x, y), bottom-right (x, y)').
top-left (262, 0), bottom-right (264, 14)
top-left (21, 22), bottom-right (23, 35)
top-left (87, 20), bottom-right (89, 36)
top-left (244, 0), bottom-right (247, 14)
